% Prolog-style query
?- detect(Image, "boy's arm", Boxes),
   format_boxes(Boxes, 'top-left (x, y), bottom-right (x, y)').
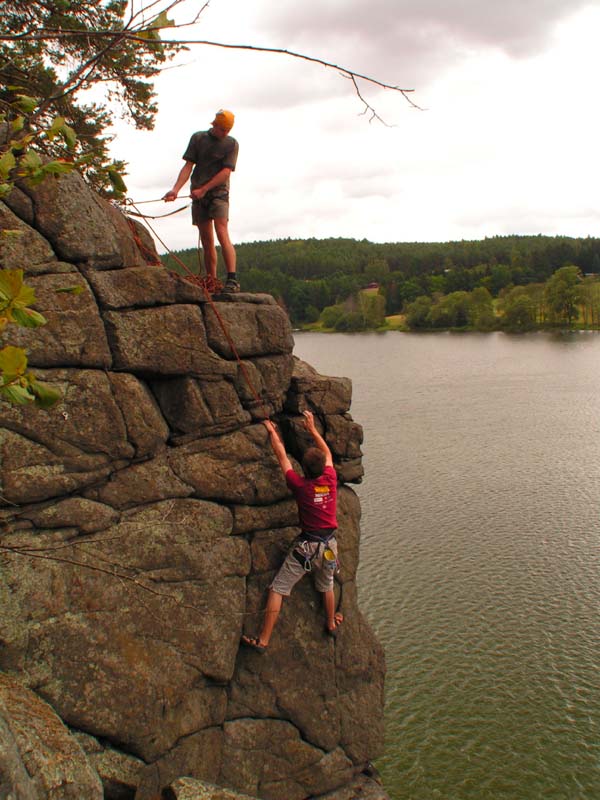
top-left (263, 420), bottom-right (293, 475)
top-left (303, 410), bottom-right (333, 467)
top-left (164, 160), bottom-right (193, 201)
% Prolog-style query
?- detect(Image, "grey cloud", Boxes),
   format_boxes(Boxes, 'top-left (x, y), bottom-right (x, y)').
top-left (224, 51), bottom-right (342, 110)
top-left (251, 0), bottom-right (593, 86)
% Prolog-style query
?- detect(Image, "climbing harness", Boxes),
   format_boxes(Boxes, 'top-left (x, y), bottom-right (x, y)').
top-left (293, 540), bottom-right (318, 572)
top-left (292, 530), bottom-right (338, 573)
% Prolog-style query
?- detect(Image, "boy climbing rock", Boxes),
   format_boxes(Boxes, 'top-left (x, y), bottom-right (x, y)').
top-left (242, 410), bottom-right (343, 653)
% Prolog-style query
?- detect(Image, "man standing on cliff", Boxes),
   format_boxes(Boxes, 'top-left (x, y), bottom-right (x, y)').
top-left (242, 411), bottom-right (344, 653)
top-left (164, 109), bottom-right (239, 293)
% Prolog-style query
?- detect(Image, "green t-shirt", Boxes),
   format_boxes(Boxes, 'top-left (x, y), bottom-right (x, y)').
top-left (182, 130), bottom-right (239, 192)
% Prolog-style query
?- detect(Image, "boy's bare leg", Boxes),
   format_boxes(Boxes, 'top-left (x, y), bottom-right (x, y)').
top-left (323, 589), bottom-right (344, 633)
top-left (214, 217), bottom-right (236, 273)
top-left (198, 220), bottom-right (217, 278)
top-left (259, 589), bottom-right (283, 646)
top-left (242, 589), bottom-right (283, 649)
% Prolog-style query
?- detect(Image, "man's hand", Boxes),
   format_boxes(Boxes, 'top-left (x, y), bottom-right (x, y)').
top-left (303, 409), bottom-right (317, 432)
top-left (163, 190), bottom-right (177, 202)
top-left (262, 419), bottom-right (292, 473)
top-left (191, 186), bottom-right (208, 200)
top-left (303, 409), bottom-right (333, 466)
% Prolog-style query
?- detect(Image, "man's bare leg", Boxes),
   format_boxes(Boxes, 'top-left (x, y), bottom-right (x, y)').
top-left (214, 217), bottom-right (236, 274)
top-left (198, 220), bottom-right (217, 278)
top-left (323, 589), bottom-right (344, 633)
top-left (242, 589), bottom-right (283, 649)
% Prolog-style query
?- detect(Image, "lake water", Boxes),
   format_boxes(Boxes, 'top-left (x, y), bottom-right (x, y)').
top-left (292, 331), bottom-right (600, 800)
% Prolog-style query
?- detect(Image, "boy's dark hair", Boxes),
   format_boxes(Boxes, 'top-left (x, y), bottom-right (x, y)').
top-left (302, 447), bottom-right (326, 479)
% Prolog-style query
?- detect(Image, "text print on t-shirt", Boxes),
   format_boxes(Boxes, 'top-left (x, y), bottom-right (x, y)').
top-left (313, 485), bottom-right (330, 505)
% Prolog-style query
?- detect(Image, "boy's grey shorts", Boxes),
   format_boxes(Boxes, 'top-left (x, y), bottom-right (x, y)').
top-left (192, 193), bottom-right (229, 224)
top-left (271, 537), bottom-right (338, 596)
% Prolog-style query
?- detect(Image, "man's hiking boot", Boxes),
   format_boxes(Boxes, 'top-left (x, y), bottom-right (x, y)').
top-left (222, 277), bottom-right (240, 294)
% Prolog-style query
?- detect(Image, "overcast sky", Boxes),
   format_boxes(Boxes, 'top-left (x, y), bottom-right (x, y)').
top-left (113, 0), bottom-right (600, 251)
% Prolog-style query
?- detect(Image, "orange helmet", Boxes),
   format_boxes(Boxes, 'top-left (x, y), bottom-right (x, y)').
top-left (212, 109), bottom-right (235, 132)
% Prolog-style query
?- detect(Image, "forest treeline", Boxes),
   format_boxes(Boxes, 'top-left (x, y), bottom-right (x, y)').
top-left (162, 234), bottom-right (600, 329)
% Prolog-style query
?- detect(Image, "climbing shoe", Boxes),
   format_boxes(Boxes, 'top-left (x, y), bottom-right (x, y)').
top-left (221, 277), bottom-right (240, 294)
top-left (241, 635), bottom-right (267, 654)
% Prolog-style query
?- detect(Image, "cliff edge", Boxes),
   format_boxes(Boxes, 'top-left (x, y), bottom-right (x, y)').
top-left (0, 171), bottom-right (387, 800)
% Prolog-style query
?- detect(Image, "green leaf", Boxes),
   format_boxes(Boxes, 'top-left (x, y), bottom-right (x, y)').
top-left (19, 149), bottom-right (42, 171)
top-left (136, 28), bottom-right (159, 41)
top-left (12, 307), bottom-right (47, 328)
top-left (11, 116), bottom-right (25, 134)
top-left (41, 160), bottom-right (74, 176)
top-left (60, 123), bottom-right (77, 149)
top-left (15, 95), bottom-right (38, 114)
top-left (55, 285), bottom-right (84, 295)
top-left (139, 10), bottom-right (172, 39)
top-left (0, 345), bottom-right (28, 378)
top-left (16, 133), bottom-right (34, 148)
top-left (0, 183), bottom-right (12, 198)
top-left (108, 168), bottom-right (127, 193)
top-left (0, 269), bottom-right (25, 303)
top-left (0, 383), bottom-right (34, 405)
top-left (152, 10), bottom-right (173, 28)
top-left (30, 379), bottom-right (61, 409)
top-left (46, 116), bottom-right (66, 141)
top-left (0, 150), bottom-right (16, 179)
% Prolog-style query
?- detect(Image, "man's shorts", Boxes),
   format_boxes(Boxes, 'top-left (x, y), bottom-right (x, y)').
top-left (271, 536), bottom-right (339, 596)
top-left (191, 191), bottom-right (229, 224)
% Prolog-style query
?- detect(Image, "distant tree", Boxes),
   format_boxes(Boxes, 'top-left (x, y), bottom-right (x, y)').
top-left (468, 286), bottom-right (496, 331)
top-left (484, 263), bottom-right (513, 296)
top-left (364, 258), bottom-right (389, 285)
top-left (428, 291), bottom-right (470, 328)
top-left (581, 276), bottom-right (600, 328)
top-left (378, 271), bottom-right (405, 314)
top-left (358, 292), bottom-right (386, 328)
top-left (404, 296), bottom-right (432, 329)
top-left (400, 277), bottom-right (424, 304)
top-left (523, 283), bottom-right (547, 325)
top-left (319, 304), bottom-right (345, 329)
top-left (334, 311), bottom-right (366, 332)
top-left (286, 282), bottom-right (314, 322)
top-left (428, 274), bottom-right (446, 295)
top-left (500, 289), bottom-right (537, 332)
top-left (545, 265), bottom-right (582, 327)
top-left (304, 304), bottom-right (320, 324)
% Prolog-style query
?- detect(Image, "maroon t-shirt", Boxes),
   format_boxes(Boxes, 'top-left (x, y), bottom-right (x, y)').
top-left (285, 465), bottom-right (338, 531)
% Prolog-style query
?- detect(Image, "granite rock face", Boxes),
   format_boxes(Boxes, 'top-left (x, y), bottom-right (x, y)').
top-left (0, 170), bottom-right (385, 799)
top-left (0, 674), bottom-right (103, 799)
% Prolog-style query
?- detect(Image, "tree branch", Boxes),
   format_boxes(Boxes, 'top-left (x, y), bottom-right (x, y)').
top-left (0, 30), bottom-right (420, 109)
